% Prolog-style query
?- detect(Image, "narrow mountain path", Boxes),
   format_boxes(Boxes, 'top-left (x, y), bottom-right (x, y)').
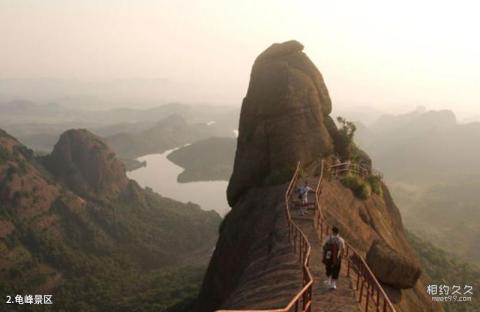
top-left (292, 178), bottom-right (360, 312)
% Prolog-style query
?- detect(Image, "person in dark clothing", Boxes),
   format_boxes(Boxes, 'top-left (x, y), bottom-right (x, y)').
top-left (322, 226), bottom-right (345, 289)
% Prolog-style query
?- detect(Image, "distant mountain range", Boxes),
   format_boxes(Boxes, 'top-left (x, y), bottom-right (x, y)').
top-left (0, 78), bottom-right (233, 109)
top-left (355, 108), bottom-right (480, 266)
top-left (0, 100), bottom-right (238, 126)
top-left (0, 101), bottom-right (239, 155)
top-left (356, 107), bottom-right (480, 182)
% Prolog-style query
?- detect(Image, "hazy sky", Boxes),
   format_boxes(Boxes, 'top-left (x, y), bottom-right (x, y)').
top-left (1, 0), bottom-right (479, 118)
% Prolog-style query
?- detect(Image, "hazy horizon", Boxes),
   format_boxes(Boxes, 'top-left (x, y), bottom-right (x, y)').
top-left (2, 1), bottom-right (479, 120)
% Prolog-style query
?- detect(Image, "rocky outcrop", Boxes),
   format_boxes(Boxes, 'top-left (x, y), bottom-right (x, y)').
top-left (227, 40), bottom-right (337, 206)
top-left (197, 185), bottom-right (302, 312)
top-left (367, 240), bottom-right (422, 289)
top-left (199, 41), bottom-right (442, 312)
top-left (45, 129), bottom-right (129, 200)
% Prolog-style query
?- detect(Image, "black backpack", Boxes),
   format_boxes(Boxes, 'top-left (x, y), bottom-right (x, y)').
top-left (323, 236), bottom-right (340, 265)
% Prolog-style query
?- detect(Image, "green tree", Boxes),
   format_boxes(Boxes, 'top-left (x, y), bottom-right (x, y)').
top-left (336, 116), bottom-right (357, 161)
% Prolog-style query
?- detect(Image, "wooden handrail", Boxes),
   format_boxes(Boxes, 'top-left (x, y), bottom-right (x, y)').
top-left (315, 161), bottom-right (396, 312)
top-left (217, 162), bottom-right (313, 312)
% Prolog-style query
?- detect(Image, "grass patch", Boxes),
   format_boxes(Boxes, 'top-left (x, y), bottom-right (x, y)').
top-left (341, 174), bottom-right (371, 200)
top-left (366, 174), bottom-right (383, 196)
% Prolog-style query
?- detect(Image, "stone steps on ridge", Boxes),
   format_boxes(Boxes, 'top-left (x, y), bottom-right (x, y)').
top-left (292, 178), bottom-right (361, 312)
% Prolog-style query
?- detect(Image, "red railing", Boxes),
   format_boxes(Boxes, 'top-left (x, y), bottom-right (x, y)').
top-left (217, 160), bottom-right (395, 312)
top-left (330, 162), bottom-right (383, 180)
top-left (330, 162), bottom-right (368, 178)
top-left (217, 162), bottom-right (312, 312)
top-left (315, 161), bottom-right (396, 312)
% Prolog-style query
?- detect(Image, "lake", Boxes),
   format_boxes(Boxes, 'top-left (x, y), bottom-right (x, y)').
top-left (127, 148), bottom-right (230, 216)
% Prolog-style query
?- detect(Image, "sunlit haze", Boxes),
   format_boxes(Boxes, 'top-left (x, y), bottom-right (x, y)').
top-left (1, 0), bottom-right (479, 119)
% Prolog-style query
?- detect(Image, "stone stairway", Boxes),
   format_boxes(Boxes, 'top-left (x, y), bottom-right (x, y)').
top-left (220, 173), bottom-right (370, 312)
top-left (292, 179), bottom-right (360, 312)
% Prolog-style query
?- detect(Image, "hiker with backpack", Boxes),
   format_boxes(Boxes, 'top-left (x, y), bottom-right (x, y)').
top-left (322, 226), bottom-right (345, 289)
top-left (296, 181), bottom-right (313, 216)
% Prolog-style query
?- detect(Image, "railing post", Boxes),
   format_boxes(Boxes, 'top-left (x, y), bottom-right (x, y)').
top-left (359, 275), bottom-right (365, 304)
top-left (301, 236), bottom-right (304, 259)
top-left (294, 230), bottom-right (297, 252)
top-left (356, 268), bottom-right (361, 290)
top-left (365, 281), bottom-right (371, 312)
top-left (302, 290), bottom-right (306, 310)
top-left (300, 239), bottom-right (307, 266)
top-left (310, 288), bottom-right (313, 310)
top-left (376, 288), bottom-right (380, 312)
top-left (304, 244), bottom-right (308, 265)
top-left (287, 219), bottom-right (290, 237)
top-left (347, 255), bottom-right (351, 277)
top-left (299, 239), bottom-right (302, 263)
top-left (291, 224), bottom-right (294, 243)
top-left (320, 222), bottom-right (324, 240)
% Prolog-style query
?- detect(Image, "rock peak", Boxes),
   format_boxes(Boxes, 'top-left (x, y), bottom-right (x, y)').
top-left (227, 41), bottom-right (339, 206)
top-left (45, 129), bottom-right (129, 200)
top-left (256, 40), bottom-right (304, 60)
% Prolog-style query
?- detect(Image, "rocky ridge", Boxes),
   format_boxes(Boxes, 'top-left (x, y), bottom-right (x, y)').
top-left (0, 128), bottom-right (221, 310)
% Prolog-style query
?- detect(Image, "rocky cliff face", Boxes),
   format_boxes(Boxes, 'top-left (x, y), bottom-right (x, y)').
top-left (198, 41), bottom-right (442, 312)
top-left (227, 40), bottom-right (337, 206)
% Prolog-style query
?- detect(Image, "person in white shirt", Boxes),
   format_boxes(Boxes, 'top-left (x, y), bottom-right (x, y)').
top-left (297, 182), bottom-right (313, 216)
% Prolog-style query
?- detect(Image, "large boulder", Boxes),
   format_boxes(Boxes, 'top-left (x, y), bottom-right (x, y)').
top-left (227, 40), bottom-right (336, 206)
top-left (45, 129), bottom-right (129, 200)
top-left (366, 240), bottom-right (422, 289)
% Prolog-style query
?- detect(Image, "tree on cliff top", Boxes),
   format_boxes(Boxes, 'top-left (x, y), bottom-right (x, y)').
top-left (336, 116), bottom-right (357, 161)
